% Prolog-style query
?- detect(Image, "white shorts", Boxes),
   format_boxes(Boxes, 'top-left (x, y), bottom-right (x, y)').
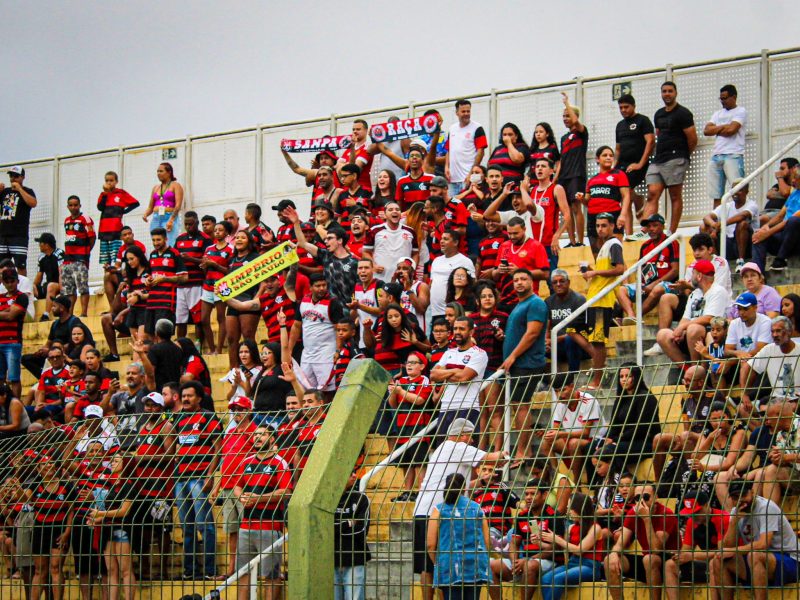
top-left (300, 360), bottom-right (335, 392)
top-left (175, 286), bottom-right (202, 325)
top-left (200, 288), bottom-right (218, 305)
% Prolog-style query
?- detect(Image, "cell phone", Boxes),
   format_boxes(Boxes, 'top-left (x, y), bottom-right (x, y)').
top-left (109, 370), bottom-right (120, 381)
top-left (501, 258), bottom-right (509, 267)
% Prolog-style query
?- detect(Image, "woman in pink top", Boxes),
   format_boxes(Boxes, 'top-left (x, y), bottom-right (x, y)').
top-left (143, 162), bottom-right (184, 246)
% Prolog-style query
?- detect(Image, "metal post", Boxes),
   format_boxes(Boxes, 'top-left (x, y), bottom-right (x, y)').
top-left (184, 135), bottom-right (192, 210)
top-left (329, 113), bottom-right (337, 136)
top-left (636, 264), bottom-right (643, 365)
top-left (116, 145), bottom-right (124, 182)
top-left (408, 100), bottom-right (415, 118)
top-left (679, 233), bottom-right (687, 280)
top-left (760, 49), bottom-right (771, 212)
top-left (489, 88), bottom-right (498, 151)
top-left (249, 558), bottom-right (258, 600)
top-left (255, 125), bottom-right (264, 207)
top-left (503, 375), bottom-right (512, 479)
top-left (52, 156), bottom-right (61, 244)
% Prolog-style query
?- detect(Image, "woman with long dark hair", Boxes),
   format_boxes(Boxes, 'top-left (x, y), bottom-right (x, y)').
top-left (781, 293), bottom-right (800, 336)
top-left (200, 219), bottom-right (234, 354)
top-left (249, 342), bottom-right (294, 419)
top-left (225, 230), bottom-right (268, 369)
top-left (177, 337), bottom-right (213, 399)
top-left (225, 339), bottom-right (263, 402)
top-left (488, 122), bottom-right (529, 184)
top-left (0, 382), bottom-right (29, 439)
top-left (123, 245), bottom-right (150, 347)
top-left (365, 303), bottom-right (429, 376)
top-left (143, 162), bottom-right (183, 246)
top-left (371, 169), bottom-right (397, 220)
top-left (445, 267), bottom-right (477, 312)
top-left (427, 473), bottom-right (491, 600)
top-left (529, 122), bottom-right (561, 176)
top-left (403, 202), bottom-right (430, 277)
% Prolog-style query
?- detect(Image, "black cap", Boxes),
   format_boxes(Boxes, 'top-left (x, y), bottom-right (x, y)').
top-left (429, 175), bottom-right (448, 189)
top-left (311, 200), bottom-right (335, 213)
top-left (51, 295), bottom-right (72, 309)
top-left (727, 479), bottom-right (753, 498)
top-left (381, 282), bottom-right (403, 300)
top-left (35, 233), bottom-right (57, 246)
top-left (641, 213), bottom-right (666, 226)
top-left (271, 199), bottom-right (296, 212)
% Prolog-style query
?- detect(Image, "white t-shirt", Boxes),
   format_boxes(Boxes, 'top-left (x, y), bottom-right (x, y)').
top-left (448, 121), bottom-right (486, 183)
top-left (429, 252), bottom-right (475, 316)
top-left (414, 440), bottom-right (486, 516)
top-left (551, 391), bottom-right (606, 439)
top-left (732, 496), bottom-right (800, 562)
top-left (710, 105), bottom-right (747, 155)
top-left (682, 283), bottom-right (731, 321)
top-left (435, 345), bottom-right (488, 412)
top-left (725, 313), bottom-right (772, 353)
top-left (748, 342), bottom-right (800, 400)
top-left (684, 255), bottom-right (732, 295)
top-left (367, 223), bottom-right (417, 282)
top-left (713, 199), bottom-right (759, 238)
top-left (497, 206), bottom-right (544, 239)
top-left (378, 139), bottom-right (406, 180)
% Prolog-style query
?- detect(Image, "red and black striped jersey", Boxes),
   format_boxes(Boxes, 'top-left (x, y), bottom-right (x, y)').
top-left (174, 410), bottom-right (222, 477)
top-left (237, 453), bottom-right (293, 526)
top-left (61, 377), bottom-right (86, 405)
top-left (469, 310), bottom-right (509, 371)
top-left (175, 231), bottom-right (212, 287)
top-left (0, 290), bottom-right (28, 344)
top-left (274, 418), bottom-right (306, 466)
top-left (248, 222), bottom-right (276, 253)
top-left (393, 374), bottom-right (434, 444)
top-left (260, 290), bottom-right (296, 343)
top-left (147, 247), bottom-right (187, 311)
top-left (429, 344), bottom-right (449, 367)
top-left (97, 188), bottom-right (140, 241)
top-left (63, 213), bottom-right (96, 264)
top-left (429, 199), bottom-right (469, 257)
top-left (477, 233), bottom-right (508, 271)
top-left (559, 128), bottom-right (589, 180)
top-left (39, 367), bottom-right (69, 405)
top-left (116, 240), bottom-right (147, 264)
top-left (291, 417), bottom-right (325, 473)
top-left (31, 481), bottom-right (77, 525)
top-left (336, 188), bottom-right (372, 228)
top-left (311, 170), bottom-right (343, 202)
top-left (73, 460), bottom-right (112, 515)
top-left (126, 268), bottom-right (150, 303)
top-left (276, 223), bottom-right (296, 244)
top-left (135, 418), bottom-right (175, 498)
top-left (184, 355), bottom-right (212, 397)
top-left (329, 340), bottom-right (364, 388)
top-left (395, 173), bottom-right (433, 211)
top-left (202, 242), bottom-right (233, 292)
top-left (586, 169), bottom-right (630, 215)
top-left (488, 143), bottom-right (529, 183)
top-left (346, 234), bottom-right (369, 259)
top-left (339, 145), bottom-right (374, 191)
top-left (529, 143), bottom-right (561, 165)
top-left (473, 483), bottom-right (520, 535)
top-left (514, 504), bottom-right (564, 556)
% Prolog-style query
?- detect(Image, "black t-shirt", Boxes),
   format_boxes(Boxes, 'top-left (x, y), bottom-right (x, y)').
top-left (147, 341), bottom-right (183, 390)
top-left (0, 186), bottom-right (36, 236)
top-left (252, 365), bottom-right (293, 413)
top-left (616, 114), bottom-right (655, 166)
top-left (559, 128), bottom-right (589, 180)
top-left (38, 249), bottom-right (64, 286)
top-left (653, 104), bottom-right (695, 163)
top-left (334, 489), bottom-right (371, 568)
top-left (545, 290), bottom-right (586, 330)
top-left (48, 315), bottom-right (89, 345)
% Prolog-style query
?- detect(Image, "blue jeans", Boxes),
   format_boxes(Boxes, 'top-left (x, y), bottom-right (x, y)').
top-left (149, 212), bottom-right (181, 247)
top-left (174, 478), bottom-right (216, 577)
top-left (752, 216), bottom-right (800, 271)
top-left (448, 181), bottom-right (465, 197)
top-left (708, 153), bottom-right (744, 200)
top-left (0, 343), bottom-right (22, 382)
top-left (540, 556), bottom-right (604, 600)
top-left (557, 336), bottom-right (591, 373)
top-left (333, 565), bottom-right (366, 600)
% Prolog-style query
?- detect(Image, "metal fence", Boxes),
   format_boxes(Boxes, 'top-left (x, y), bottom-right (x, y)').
top-left (4, 47), bottom-right (800, 288)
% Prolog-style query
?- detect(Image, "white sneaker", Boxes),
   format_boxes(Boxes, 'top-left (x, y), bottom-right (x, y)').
top-left (643, 342), bottom-right (663, 357)
top-left (735, 258), bottom-right (745, 274)
top-left (622, 316), bottom-right (638, 326)
top-left (625, 231), bottom-right (649, 242)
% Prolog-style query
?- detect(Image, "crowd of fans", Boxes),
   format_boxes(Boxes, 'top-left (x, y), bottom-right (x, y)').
top-left (0, 80), bottom-right (798, 600)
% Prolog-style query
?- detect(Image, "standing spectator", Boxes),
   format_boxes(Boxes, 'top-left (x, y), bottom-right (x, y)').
top-left (244, 202), bottom-right (275, 252)
top-left (545, 269), bottom-right (593, 373)
top-left (528, 159), bottom-right (571, 274)
top-left (529, 122), bottom-right (561, 169)
top-left (224, 340), bottom-right (262, 404)
top-left (427, 176), bottom-right (469, 258)
top-left (482, 182), bottom-right (543, 243)
top-left (174, 211), bottom-right (212, 342)
top-left (224, 230), bottom-right (266, 369)
top-left (96, 171), bottom-right (139, 269)
top-left (103, 226), bottom-right (146, 307)
top-left (578, 146), bottom-right (631, 247)
top-left (363, 201), bottom-right (419, 282)
top-left (199, 219), bottom-right (233, 354)
top-left (333, 469), bottom-right (372, 600)
top-left (337, 119), bottom-right (376, 192)
top-left (173, 381), bottom-right (223, 580)
top-left (335, 164), bottom-right (371, 228)
top-left (445, 99), bottom-right (488, 197)
top-left (492, 217), bottom-right (550, 309)
top-left (347, 211), bottom-right (370, 259)
top-left (475, 218), bottom-right (507, 279)
top-left (395, 143), bottom-right (435, 211)
top-left (224, 209), bottom-right (247, 237)
top-left (488, 123), bottom-right (529, 184)
top-left (722, 292), bottom-right (772, 387)
top-left (704, 85), bottom-right (747, 208)
top-left (643, 81), bottom-right (698, 235)
top-left (364, 303), bottom-right (429, 376)
top-left (420, 109), bottom-right (448, 176)
top-left (583, 214), bottom-right (625, 389)
top-left (615, 94), bottom-right (655, 220)
top-left (144, 227), bottom-right (187, 337)
top-left (280, 149), bottom-right (341, 203)
top-left (427, 472), bottom-right (492, 600)
top-left (144, 318), bottom-right (183, 392)
top-left (396, 257), bottom-right (429, 333)
top-left (143, 162), bottom-right (183, 246)
top-left (558, 92), bottom-right (589, 247)
top-left (429, 230), bottom-right (475, 320)
top-left (122, 244), bottom-right (150, 349)
top-left (21, 295), bottom-right (83, 379)
top-left (500, 269), bottom-right (548, 462)
top-left (62, 195), bottom-right (96, 317)
top-left (702, 180), bottom-right (759, 269)
top-left (348, 258), bottom-right (380, 348)
top-left (32, 232), bottom-right (63, 321)
top-left (272, 199), bottom-right (297, 244)
top-left (373, 115), bottom-right (409, 180)
top-left (0, 268), bottom-right (29, 398)
top-left (0, 166), bottom-right (37, 275)
top-left (752, 163), bottom-right (800, 272)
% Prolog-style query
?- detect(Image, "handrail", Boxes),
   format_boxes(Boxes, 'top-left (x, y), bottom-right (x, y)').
top-left (550, 231), bottom-right (684, 373)
top-left (205, 534), bottom-right (287, 600)
top-left (718, 132), bottom-right (800, 259)
top-left (358, 370), bottom-right (504, 493)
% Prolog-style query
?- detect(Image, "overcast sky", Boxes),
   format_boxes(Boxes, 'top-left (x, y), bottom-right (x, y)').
top-left (3, 0), bottom-right (796, 164)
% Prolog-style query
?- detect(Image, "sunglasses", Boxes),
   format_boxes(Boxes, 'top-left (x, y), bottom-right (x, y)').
top-left (632, 493), bottom-right (651, 503)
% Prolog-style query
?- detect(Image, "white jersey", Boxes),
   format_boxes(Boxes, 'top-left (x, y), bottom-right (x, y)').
top-left (353, 280), bottom-right (379, 348)
top-left (435, 345), bottom-right (488, 412)
top-left (447, 120), bottom-right (487, 183)
top-left (551, 391), bottom-right (606, 439)
top-left (366, 223), bottom-right (418, 282)
top-left (684, 255), bottom-right (732, 296)
top-left (400, 281), bottom-right (426, 332)
top-left (429, 252), bottom-right (475, 316)
top-left (748, 343), bottom-right (800, 400)
top-left (414, 440), bottom-right (486, 516)
top-left (299, 295), bottom-right (338, 362)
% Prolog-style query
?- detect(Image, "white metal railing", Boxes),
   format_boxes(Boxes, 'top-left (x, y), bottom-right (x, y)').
top-left (205, 534), bottom-right (287, 600)
top-left (718, 132), bottom-right (800, 259)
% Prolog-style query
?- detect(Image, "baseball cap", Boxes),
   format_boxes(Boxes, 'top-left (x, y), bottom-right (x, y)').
top-left (300, 221), bottom-right (316, 232)
top-left (35, 233), bottom-right (57, 246)
top-left (680, 489), bottom-right (710, 516)
top-left (727, 478), bottom-right (753, 498)
top-left (396, 256), bottom-right (417, 272)
top-left (144, 392), bottom-right (165, 407)
top-left (271, 199), bottom-right (296, 212)
top-left (693, 259), bottom-right (715, 277)
top-left (429, 175), bottom-right (448, 189)
top-left (84, 405), bottom-right (104, 419)
top-left (380, 282), bottom-right (403, 300)
top-left (641, 213), bottom-right (665, 226)
top-left (51, 295), bottom-right (72, 309)
top-left (7, 166), bottom-right (24, 177)
top-left (229, 396), bottom-right (253, 411)
top-left (447, 418), bottom-right (476, 437)
top-left (734, 292), bottom-right (758, 309)
top-left (311, 200), bottom-right (335, 213)
top-left (740, 261), bottom-right (762, 276)
top-left (315, 149), bottom-right (337, 162)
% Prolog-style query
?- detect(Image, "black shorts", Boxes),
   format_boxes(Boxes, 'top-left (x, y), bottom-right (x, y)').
top-left (587, 210), bottom-right (622, 240)
top-left (678, 560), bottom-right (709, 583)
top-left (561, 177), bottom-right (586, 204)
top-left (413, 515), bottom-right (435, 574)
top-left (396, 438), bottom-right (431, 468)
top-left (225, 305), bottom-right (262, 318)
top-left (673, 293), bottom-right (688, 324)
top-left (0, 235), bottom-right (29, 271)
top-left (144, 309), bottom-right (176, 335)
top-left (507, 366), bottom-right (547, 404)
top-left (112, 314), bottom-right (131, 337)
top-left (126, 306), bottom-right (147, 330)
top-left (71, 521), bottom-right (105, 577)
top-left (622, 552), bottom-right (665, 583)
top-left (587, 307), bottom-right (612, 340)
top-left (31, 524), bottom-right (66, 555)
top-left (618, 163), bottom-right (648, 189)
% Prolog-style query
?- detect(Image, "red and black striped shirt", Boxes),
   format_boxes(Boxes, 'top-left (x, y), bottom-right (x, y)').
top-left (248, 222), bottom-right (276, 253)
top-left (73, 461), bottom-right (112, 515)
top-left (329, 341), bottom-right (364, 388)
top-left (0, 290), bottom-right (28, 344)
top-left (260, 290), bottom-right (296, 343)
top-left (469, 310), bottom-right (509, 371)
top-left (473, 483), bottom-right (520, 535)
top-left (336, 188), bottom-right (372, 228)
top-left (63, 213), bottom-right (96, 264)
top-left (276, 223), bottom-right (296, 244)
top-left (202, 242), bottom-right (233, 292)
top-left (135, 418), bottom-right (174, 499)
top-left (488, 143), bottom-right (529, 183)
top-left (291, 418), bottom-right (325, 473)
top-left (529, 143), bottom-right (561, 165)
top-left (174, 410), bottom-right (222, 477)
top-left (97, 188), bottom-right (139, 241)
top-left (238, 453), bottom-right (292, 527)
top-left (395, 173), bottom-right (433, 211)
top-left (393, 374), bottom-right (434, 444)
top-left (147, 247), bottom-right (187, 311)
top-left (39, 367), bottom-right (69, 405)
top-left (477, 233), bottom-right (508, 271)
top-left (31, 481), bottom-right (77, 525)
top-left (175, 231), bottom-right (212, 287)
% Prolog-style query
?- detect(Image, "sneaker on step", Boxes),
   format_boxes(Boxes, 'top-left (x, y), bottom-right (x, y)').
top-left (39, 313), bottom-right (50, 322)
top-left (769, 258), bottom-right (788, 271)
top-left (735, 258), bottom-right (745, 274)
top-left (622, 316), bottom-right (638, 326)
top-left (643, 343), bottom-right (663, 357)
top-left (103, 353), bottom-right (120, 362)
top-left (625, 231), bottom-right (649, 242)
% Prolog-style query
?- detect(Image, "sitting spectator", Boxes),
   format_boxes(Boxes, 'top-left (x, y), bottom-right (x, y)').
top-left (64, 324), bottom-right (94, 365)
top-left (544, 269), bottom-right (593, 373)
top-left (32, 232), bottom-right (63, 321)
top-left (720, 292), bottom-right (772, 393)
top-left (655, 259), bottom-right (731, 366)
top-left (782, 293), bottom-right (800, 337)
top-left (604, 482), bottom-right (680, 600)
top-left (103, 362), bottom-right (150, 449)
top-left (470, 464), bottom-right (520, 543)
top-left (752, 162), bottom-right (800, 272)
top-left (0, 382), bottom-right (29, 439)
top-left (691, 402), bottom-right (747, 492)
top-left (21, 295), bottom-right (84, 379)
top-left (32, 346), bottom-right (69, 417)
top-left (594, 465), bottom-right (634, 535)
top-left (701, 179), bottom-right (758, 270)
top-left (710, 479), bottom-right (800, 599)
top-left (733, 262), bottom-right (781, 319)
top-left (763, 157), bottom-right (798, 223)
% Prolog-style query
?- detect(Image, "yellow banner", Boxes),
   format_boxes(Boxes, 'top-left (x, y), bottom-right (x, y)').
top-left (215, 242), bottom-right (299, 301)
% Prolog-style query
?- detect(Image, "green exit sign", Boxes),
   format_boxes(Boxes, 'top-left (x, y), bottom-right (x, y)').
top-left (162, 147), bottom-right (178, 160)
top-left (612, 81), bottom-right (632, 101)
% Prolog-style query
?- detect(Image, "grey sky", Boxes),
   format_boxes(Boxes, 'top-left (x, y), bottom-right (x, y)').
top-left (3, 0), bottom-right (796, 163)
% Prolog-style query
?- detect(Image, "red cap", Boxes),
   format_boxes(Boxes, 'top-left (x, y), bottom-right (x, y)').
top-left (228, 396), bottom-right (253, 410)
top-left (316, 150), bottom-right (338, 162)
top-left (693, 259), bottom-right (715, 276)
top-left (408, 351), bottom-right (428, 367)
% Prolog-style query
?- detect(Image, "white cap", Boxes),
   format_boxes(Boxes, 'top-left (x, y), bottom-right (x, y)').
top-left (7, 166), bottom-right (24, 176)
top-left (144, 392), bottom-right (165, 407)
top-left (447, 418), bottom-right (476, 437)
top-left (396, 256), bottom-right (417, 271)
top-left (84, 405), bottom-right (103, 419)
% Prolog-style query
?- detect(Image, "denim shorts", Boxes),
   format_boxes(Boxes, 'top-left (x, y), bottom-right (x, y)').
top-left (708, 153), bottom-right (745, 199)
top-left (0, 342), bottom-right (22, 382)
top-left (111, 529), bottom-right (131, 543)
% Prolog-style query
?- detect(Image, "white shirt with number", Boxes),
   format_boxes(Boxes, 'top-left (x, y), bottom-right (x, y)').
top-left (435, 345), bottom-right (488, 412)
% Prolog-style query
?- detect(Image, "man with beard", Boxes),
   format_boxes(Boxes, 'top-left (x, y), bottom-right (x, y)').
top-left (346, 210), bottom-right (370, 259)
top-left (337, 119), bottom-right (376, 192)
top-left (363, 201), bottom-right (418, 282)
top-left (491, 217), bottom-right (550, 310)
top-left (348, 257), bottom-right (381, 349)
top-left (281, 148), bottom-right (342, 201)
top-left (102, 362), bottom-right (151, 450)
top-left (395, 143), bottom-right (436, 210)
